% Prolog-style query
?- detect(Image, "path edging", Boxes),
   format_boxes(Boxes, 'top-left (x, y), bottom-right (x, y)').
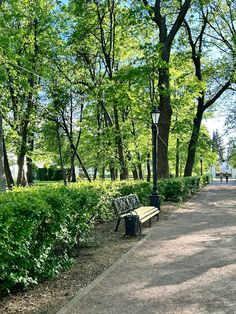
top-left (56, 236), bottom-right (148, 314)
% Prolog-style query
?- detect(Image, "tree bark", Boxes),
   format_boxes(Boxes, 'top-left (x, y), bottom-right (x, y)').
top-left (110, 166), bottom-right (116, 181)
top-left (0, 115), bottom-right (6, 192)
top-left (146, 152), bottom-right (151, 182)
top-left (56, 122), bottom-right (67, 186)
top-left (113, 105), bottom-right (128, 180)
top-left (132, 166), bottom-right (139, 180)
top-left (137, 158), bottom-right (143, 180)
top-left (16, 124), bottom-right (28, 186)
top-left (26, 138), bottom-right (34, 185)
top-left (93, 168), bottom-right (97, 180)
top-left (3, 136), bottom-right (14, 189)
top-left (100, 167), bottom-right (105, 180)
top-left (175, 137), bottom-right (180, 177)
top-left (184, 107), bottom-right (204, 176)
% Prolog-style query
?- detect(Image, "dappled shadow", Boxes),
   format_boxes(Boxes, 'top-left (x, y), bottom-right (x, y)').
top-left (61, 180), bottom-right (236, 314)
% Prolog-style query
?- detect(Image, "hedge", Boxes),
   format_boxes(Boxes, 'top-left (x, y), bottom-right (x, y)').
top-left (36, 167), bottom-right (63, 181)
top-left (0, 175), bottom-right (208, 294)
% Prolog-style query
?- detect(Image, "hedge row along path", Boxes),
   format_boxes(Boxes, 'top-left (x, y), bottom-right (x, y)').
top-left (57, 179), bottom-right (236, 314)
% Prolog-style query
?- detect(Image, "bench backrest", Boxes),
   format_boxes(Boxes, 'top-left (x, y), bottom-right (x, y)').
top-left (113, 194), bottom-right (140, 216)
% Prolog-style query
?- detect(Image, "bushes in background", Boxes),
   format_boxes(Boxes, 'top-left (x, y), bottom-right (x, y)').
top-left (0, 176), bottom-right (208, 294)
top-left (36, 167), bottom-right (63, 181)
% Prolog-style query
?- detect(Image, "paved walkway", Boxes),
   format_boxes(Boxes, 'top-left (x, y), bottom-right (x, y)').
top-left (57, 180), bottom-right (236, 314)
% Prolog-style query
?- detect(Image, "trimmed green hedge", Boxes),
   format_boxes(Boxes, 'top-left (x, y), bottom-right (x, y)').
top-left (0, 176), bottom-right (208, 294)
top-left (36, 167), bottom-right (63, 181)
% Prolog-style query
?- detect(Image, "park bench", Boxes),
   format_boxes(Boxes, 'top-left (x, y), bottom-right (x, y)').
top-left (113, 194), bottom-right (160, 235)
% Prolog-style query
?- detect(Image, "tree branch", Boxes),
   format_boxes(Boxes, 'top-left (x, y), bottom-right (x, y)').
top-left (166, 0), bottom-right (192, 47)
top-left (204, 80), bottom-right (231, 110)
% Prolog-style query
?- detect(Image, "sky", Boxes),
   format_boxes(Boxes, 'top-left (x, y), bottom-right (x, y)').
top-left (204, 116), bottom-right (226, 139)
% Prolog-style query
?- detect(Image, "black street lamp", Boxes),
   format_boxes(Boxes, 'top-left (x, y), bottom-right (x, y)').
top-left (150, 107), bottom-right (161, 209)
top-left (200, 155), bottom-right (203, 176)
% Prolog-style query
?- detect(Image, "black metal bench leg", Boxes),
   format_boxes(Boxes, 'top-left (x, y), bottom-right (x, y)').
top-left (156, 214), bottom-right (159, 221)
top-left (139, 221), bottom-right (142, 235)
top-left (115, 218), bottom-right (121, 232)
top-left (149, 218), bottom-right (152, 227)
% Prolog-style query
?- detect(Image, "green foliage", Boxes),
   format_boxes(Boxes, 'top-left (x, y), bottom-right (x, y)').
top-left (161, 176), bottom-right (202, 202)
top-left (0, 177), bottom-right (209, 294)
top-left (0, 185), bottom-right (105, 294)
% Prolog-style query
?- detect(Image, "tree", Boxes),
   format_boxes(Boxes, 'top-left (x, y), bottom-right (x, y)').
top-left (183, 2), bottom-right (234, 176)
top-left (0, 0), bottom-right (63, 185)
top-left (0, 114), bottom-right (6, 191)
top-left (212, 130), bottom-right (224, 162)
top-left (227, 139), bottom-right (236, 167)
top-left (139, 0), bottom-right (192, 178)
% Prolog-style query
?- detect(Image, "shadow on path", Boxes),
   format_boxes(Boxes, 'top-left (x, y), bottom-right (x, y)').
top-left (58, 180), bottom-right (236, 314)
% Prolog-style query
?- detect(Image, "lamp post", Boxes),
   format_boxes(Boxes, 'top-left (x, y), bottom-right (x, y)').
top-left (150, 107), bottom-right (161, 209)
top-left (200, 155), bottom-right (203, 176)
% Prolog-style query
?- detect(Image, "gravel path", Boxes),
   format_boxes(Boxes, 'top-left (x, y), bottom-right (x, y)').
top-left (57, 180), bottom-right (236, 314)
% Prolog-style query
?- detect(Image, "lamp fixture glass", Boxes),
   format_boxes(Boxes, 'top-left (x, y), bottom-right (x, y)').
top-left (151, 108), bottom-right (160, 125)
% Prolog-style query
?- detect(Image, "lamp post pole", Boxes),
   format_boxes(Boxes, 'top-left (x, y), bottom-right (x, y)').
top-left (150, 108), bottom-right (161, 210)
top-left (200, 155), bottom-right (203, 176)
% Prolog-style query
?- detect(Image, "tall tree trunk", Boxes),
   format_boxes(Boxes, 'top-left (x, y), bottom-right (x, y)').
top-left (100, 166), bottom-right (105, 180)
top-left (70, 163), bottom-right (76, 182)
top-left (0, 115), bottom-right (6, 192)
top-left (146, 152), bottom-right (151, 182)
top-left (68, 149), bottom-right (76, 183)
top-left (17, 154), bottom-right (25, 186)
top-left (132, 166), bottom-right (139, 180)
top-left (26, 138), bottom-right (34, 185)
top-left (16, 125), bottom-right (28, 186)
top-left (175, 137), bottom-right (180, 177)
top-left (93, 168), bottom-right (97, 180)
top-left (3, 136), bottom-right (14, 189)
top-left (56, 122), bottom-right (67, 186)
top-left (184, 107), bottom-right (204, 176)
top-left (113, 105), bottom-right (128, 180)
top-left (26, 156), bottom-right (33, 185)
top-left (110, 167), bottom-right (116, 181)
top-left (158, 49), bottom-right (172, 178)
top-left (138, 157), bottom-right (143, 180)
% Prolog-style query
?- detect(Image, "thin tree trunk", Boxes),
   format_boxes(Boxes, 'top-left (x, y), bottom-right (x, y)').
top-left (26, 156), bottom-right (33, 185)
top-left (157, 50), bottom-right (172, 178)
top-left (3, 136), bottom-right (14, 189)
top-left (56, 122), bottom-right (67, 186)
top-left (110, 167), bottom-right (116, 181)
top-left (184, 108), bottom-right (203, 176)
top-left (175, 137), bottom-right (180, 177)
top-left (100, 167), bottom-right (105, 180)
top-left (137, 153), bottom-right (143, 180)
top-left (26, 138), bottom-right (34, 185)
top-left (93, 168), bottom-right (97, 180)
top-left (70, 163), bottom-right (76, 182)
top-left (0, 115), bottom-right (6, 192)
top-left (132, 166), bottom-right (138, 180)
top-left (113, 105), bottom-right (128, 180)
top-left (146, 152), bottom-right (151, 182)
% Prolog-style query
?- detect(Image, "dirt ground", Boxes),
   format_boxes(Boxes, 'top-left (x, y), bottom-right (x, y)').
top-left (0, 203), bottom-right (176, 314)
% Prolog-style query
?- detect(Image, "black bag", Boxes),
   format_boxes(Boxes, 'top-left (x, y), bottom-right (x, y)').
top-left (125, 215), bottom-right (141, 236)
